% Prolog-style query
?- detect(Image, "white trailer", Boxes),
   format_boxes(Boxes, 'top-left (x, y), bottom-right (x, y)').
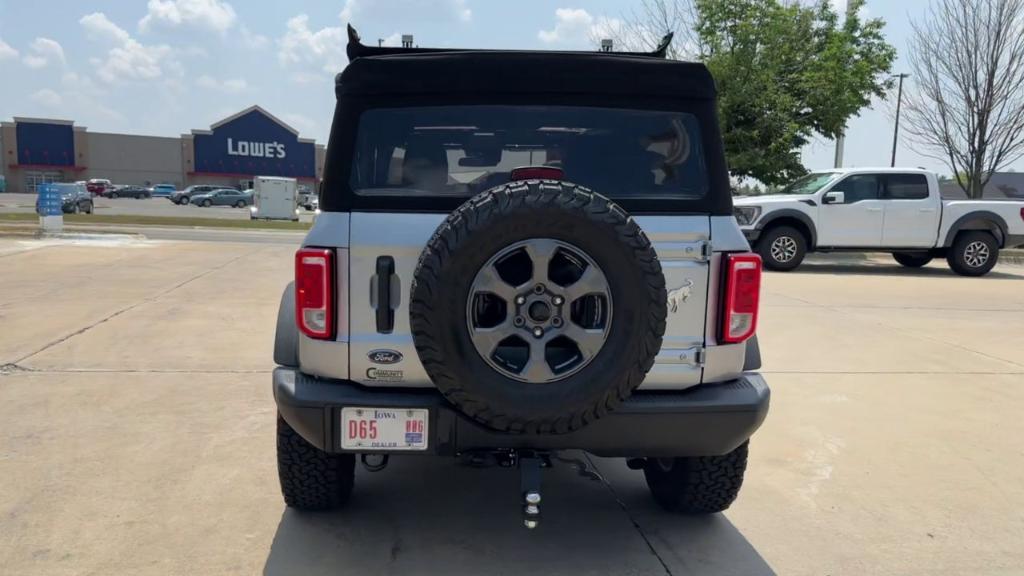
top-left (251, 176), bottom-right (299, 221)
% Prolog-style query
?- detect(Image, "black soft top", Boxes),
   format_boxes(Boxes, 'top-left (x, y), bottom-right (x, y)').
top-left (336, 25), bottom-right (716, 99)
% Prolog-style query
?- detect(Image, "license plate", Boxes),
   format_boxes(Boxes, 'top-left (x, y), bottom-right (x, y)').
top-left (340, 407), bottom-right (429, 451)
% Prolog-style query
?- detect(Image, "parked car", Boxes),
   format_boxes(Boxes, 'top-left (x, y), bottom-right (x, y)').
top-left (86, 179), bottom-right (113, 196)
top-left (170, 184), bottom-right (220, 205)
top-left (191, 188), bottom-right (252, 207)
top-left (733, 168), bottom-right (1024, 276)
top-left (151, 184), bottom-right (176, 197)
top-left (35, 182), bottom-right (93, 214)
top-left (102, 185), bottom-right (151, 199)
top-left (271, 28), bottom-right (768, 528)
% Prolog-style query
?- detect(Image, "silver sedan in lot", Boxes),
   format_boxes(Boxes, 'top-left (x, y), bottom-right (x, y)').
top-left (190, 189), bottom-right (253, 208)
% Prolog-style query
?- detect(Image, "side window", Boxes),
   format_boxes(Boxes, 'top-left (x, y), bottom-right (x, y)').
top-left (829, 174), bottom-right (880, 203)
top-left (884, 174), bottom-right (929, 200)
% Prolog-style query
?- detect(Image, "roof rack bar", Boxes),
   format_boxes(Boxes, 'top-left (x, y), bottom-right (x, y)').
top-left (345, 25), bottom-right (674, 62)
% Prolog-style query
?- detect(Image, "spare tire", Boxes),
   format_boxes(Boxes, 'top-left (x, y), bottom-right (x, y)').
top-left (409, 180), bottom-right (666, 434)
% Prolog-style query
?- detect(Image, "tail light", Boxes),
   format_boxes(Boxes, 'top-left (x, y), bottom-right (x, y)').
top-left (720, 253), bottom-right (762, 344)
top-left (510, 166), bottom-right (565, 181)
top-left (295, 247), bottom-right (335, 339)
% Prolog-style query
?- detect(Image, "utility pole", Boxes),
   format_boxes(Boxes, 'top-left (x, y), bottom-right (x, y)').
top-left (833, 0), bottom-right (856, 168)
top-left (890, 73), bottom-right (909, 167)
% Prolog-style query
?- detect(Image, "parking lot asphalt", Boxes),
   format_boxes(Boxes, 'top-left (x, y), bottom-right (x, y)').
top-left (1, 234), bottom-right (1022, 575)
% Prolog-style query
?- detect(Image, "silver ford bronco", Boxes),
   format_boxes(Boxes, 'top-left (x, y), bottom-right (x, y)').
top-left (273, 26), bottom-right (769, 528)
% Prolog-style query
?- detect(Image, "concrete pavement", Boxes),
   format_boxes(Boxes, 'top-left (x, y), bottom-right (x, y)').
top-left (1, 236), bottom-right (1022, 575)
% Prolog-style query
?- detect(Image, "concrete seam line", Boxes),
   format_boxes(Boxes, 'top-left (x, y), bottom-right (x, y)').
top-left (10, 247), bottom-right (266, 365)
top-left (583, 453), bottom-right (674, 576)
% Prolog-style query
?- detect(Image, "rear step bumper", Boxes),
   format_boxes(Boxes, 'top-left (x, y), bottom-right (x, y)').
top-left (273, 367), bottom-right (770, 458)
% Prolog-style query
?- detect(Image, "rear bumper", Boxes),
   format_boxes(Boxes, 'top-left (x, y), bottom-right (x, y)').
top-left (273, 368), bottom-right (770, 458)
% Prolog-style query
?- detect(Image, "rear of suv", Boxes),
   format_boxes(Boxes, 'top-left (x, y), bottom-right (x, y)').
top-left (272, 27), bottom-right (769, 525)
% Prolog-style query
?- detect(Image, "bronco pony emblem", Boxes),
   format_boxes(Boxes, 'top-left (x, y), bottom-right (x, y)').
top-left (667, 279), bottom-right (694, 313)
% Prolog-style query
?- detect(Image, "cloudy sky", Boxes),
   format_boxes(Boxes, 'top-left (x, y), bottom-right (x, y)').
top-left (1, 0), bottom-right (1017, 176)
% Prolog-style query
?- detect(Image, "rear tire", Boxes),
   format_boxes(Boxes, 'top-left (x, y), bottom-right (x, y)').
top-left (893, 252), bottom-right (933, 268)
top-left (277, 414), bottom-right (355, 511)
top-left (947, 231), bottom-right (998, 276)
top-left (202, 199), bottom-right (212, 207)
top-left (84, 202), bottom-right (93, 214)
top-left (642, 442), bottom-right (749, 514)
top-left (757, 226), bottom-right (806, 271)
top-left (109, 192), bottom-right (118, 199)
top-left (235, 200), bottom-right (246, 208)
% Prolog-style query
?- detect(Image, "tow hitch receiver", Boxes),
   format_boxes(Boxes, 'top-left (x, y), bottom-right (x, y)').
top-left (520, 453), bottom-right (543, 529)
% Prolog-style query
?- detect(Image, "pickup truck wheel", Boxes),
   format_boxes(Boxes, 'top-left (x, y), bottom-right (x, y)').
top-left (758, 226), bottom-right (806, 271)
top-left (410, 180), bottom-right (667, 435)
top-left (277, 413), bottom-right (355, 510)
top-left (893, 252), bottom-right (933, 268)
top-left (947, 231), bottom-right (999, 276)
top-left (642, 442), bottom-right (749, 514)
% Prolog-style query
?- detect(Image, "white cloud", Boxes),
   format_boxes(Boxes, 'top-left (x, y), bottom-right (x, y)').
top-left (339, 0), bottom-right (358, 22)
top-left (139, 0), bottom-right (237, 33)
top-left (80, 13), bottom-right (176, 83)
top-left (278, 14), bottom-right (345, 73)
top-left (22, 37), bottom-right (65, 69)
top-left (453, 0), bottom-right (471, 22)
top-left (196, 74), bottom-right (247, 92)
top-left (30, 88), bottom-right (63, 108)
top-left (538, 8), bottom-right (622, 46)
top-left (0, 37), bottom-right (18, 61)
top-left (81, 12), bottom-right (132, 43)
top-left (240, 25), bottom-right (268, 49)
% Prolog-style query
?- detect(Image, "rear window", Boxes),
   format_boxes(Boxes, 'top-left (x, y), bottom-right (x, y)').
top-left (350, 105), bottom-right (707, 200)
top-left (884, 174), bottom-right (929, 200)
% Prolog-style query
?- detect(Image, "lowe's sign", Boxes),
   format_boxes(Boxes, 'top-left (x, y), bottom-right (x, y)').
top-left (227, 139), bottom-right (287, 159)
top-left (192, 106), bottom-right (315, 179)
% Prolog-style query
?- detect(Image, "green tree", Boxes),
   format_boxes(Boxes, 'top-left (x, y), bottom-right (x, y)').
top-left (605, 0), bottom-right (896, 185)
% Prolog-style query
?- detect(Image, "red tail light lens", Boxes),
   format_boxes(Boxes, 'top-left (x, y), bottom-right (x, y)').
top-left (295, 247), bottom-right (335, 339)
top-left (510, 166), bottom-right (565, 181)
top-left (720, 253), bottom-right (762, 344)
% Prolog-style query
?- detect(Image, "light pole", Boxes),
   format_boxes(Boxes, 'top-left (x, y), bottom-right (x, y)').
top-left (891, 73), bottom-right (910, 167)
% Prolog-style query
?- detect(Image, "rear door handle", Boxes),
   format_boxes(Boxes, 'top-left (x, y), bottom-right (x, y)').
top-left (919, 208), bottom-right (936, 212)
top-left (867, 207), bottom-right (882, 212)
top-left (375, 256), bottom-right (395, 334)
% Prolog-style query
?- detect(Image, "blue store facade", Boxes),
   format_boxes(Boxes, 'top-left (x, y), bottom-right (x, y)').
top-left (1, 106), bottom-right (324, 194)
top-left (184, 106), bottom-right (324, 190)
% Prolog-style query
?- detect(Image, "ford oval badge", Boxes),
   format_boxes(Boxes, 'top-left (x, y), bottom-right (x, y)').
top-left (368, 349), bottom-right (404, 365)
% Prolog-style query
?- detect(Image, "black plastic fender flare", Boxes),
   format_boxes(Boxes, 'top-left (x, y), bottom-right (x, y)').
top-left (274, 282), bottom-right (299, 367)
top-left (940, 211), bottom-right (1009, 248)
top-left (754, 209), bottom-right (818, 248)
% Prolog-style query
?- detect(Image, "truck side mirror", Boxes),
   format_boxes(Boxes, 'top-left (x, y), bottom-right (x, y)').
top-left (823, 191), bottom-right (845, 205)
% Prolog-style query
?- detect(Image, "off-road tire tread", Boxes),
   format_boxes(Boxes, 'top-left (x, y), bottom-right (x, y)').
top-left (276, 414), bottom-right (355, 510)
top-left (643, 442), bottom-right (749, 514)
top-left (892, 252), bottom-right (932, 268)
top-left (757, 225), bottom-right (806, 271)
top-left (946, 230), bottom-right (999, 276)
top-left (409, 180), bottom-right (666, 435)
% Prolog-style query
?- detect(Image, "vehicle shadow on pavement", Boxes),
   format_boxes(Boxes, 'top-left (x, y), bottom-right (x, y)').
top-left (263, 454), bottom-right (775, 576)
top-left (792, 262), bottom-right (1022, 280)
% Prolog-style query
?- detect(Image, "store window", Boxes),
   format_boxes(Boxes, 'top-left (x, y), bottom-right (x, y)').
top-left (25, 171), bottom-right (63, 193)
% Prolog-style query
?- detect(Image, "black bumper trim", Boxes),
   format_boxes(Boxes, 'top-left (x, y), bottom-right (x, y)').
top-left (742, 228), bottom-right (761, 244)
top-left (273, 368), bottom-right (770, 458)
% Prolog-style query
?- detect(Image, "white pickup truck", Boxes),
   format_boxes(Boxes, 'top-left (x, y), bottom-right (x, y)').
top-left (734, 168), bottom-right (1024, 276)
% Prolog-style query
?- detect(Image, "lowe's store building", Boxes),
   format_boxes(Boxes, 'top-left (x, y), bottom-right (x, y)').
top-left (0, 106), bottom-right (325, 194)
